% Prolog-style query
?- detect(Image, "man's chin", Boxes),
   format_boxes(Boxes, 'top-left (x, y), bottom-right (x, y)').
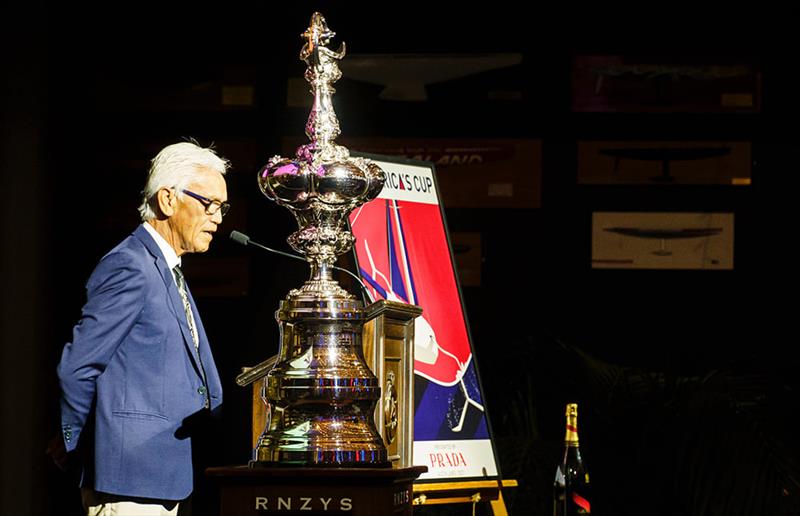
top-left (194, 238), bottom-right (212, 253)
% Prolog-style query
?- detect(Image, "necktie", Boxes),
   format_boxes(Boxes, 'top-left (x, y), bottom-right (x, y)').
top-left (172, 265), bottom-right (199, 350)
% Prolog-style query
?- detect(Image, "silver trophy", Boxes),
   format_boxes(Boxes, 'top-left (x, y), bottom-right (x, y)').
top-left (254, 12), bottom-right (388, 466)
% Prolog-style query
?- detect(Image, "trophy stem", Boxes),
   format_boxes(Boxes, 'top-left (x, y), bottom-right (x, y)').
top-left (288, 261), bottom-right (354, 301)
top-left (311, 262), bottom-right (332, 282)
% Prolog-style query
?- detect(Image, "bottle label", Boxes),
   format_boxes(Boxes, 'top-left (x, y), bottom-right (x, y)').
top-left (565, 421), bottom-right (579, 445)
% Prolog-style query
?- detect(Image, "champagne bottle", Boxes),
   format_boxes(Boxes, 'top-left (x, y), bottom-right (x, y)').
top-left (553, 403), bottom-right (591, 515)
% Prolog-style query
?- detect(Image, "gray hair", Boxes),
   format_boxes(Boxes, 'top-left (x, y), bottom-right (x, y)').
top-left (138, 141), bottom-right (229, 221)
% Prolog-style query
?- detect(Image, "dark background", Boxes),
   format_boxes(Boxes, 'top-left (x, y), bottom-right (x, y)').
top-left (2, 2), bottom-right (797, 515)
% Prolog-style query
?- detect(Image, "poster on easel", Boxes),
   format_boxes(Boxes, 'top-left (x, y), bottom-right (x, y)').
top-left (348, 153), bottom-right (500, 481)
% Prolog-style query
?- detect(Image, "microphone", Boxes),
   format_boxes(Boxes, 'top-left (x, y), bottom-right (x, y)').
top-left (229, 230), bottom-right (250, 246)
top-left (229, 230), bottom-right (374, 304)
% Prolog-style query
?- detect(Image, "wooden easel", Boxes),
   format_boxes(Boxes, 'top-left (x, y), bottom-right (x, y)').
top-left (413, 479), bottom-right (518, 515)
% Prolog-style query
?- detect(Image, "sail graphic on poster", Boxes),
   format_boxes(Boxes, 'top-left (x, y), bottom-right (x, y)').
top-left (348, 154), bottom-right (499, 480)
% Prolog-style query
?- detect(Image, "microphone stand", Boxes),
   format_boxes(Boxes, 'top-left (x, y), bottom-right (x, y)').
top-left (229, 230), bottom-right (374, 306)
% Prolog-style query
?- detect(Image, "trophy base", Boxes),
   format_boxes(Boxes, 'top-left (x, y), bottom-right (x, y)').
top-left (248, 455), bottom-right (390, 468)
top-left (253, 407), bottom-right (389, 467)
top-left (251, 444), bottom-right (389, 468)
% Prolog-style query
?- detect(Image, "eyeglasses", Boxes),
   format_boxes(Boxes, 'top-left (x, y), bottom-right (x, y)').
top-left (181, 189), bottom-right (231, 217)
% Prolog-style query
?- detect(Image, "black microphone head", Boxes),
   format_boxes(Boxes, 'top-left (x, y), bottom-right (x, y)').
top-left (229, 230), bottom-right (250, 246)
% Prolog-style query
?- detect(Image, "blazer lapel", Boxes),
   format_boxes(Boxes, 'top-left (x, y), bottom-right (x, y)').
top-left (165, 267), bottom-right (206, 374)
top-left (133, 226), bottom-right (205, 377)
top-left (187, 287), bottom-right (222, 407)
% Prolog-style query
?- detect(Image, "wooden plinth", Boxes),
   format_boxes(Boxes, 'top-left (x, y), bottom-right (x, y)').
top-left (206, 465), bottom-right (428, 515)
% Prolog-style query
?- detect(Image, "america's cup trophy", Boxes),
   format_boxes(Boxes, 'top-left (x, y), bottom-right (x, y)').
top-left (254, 12), bottom-right (388, 466)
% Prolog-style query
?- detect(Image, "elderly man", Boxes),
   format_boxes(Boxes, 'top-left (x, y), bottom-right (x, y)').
top-left (50, 141), bottom-right (230, 515)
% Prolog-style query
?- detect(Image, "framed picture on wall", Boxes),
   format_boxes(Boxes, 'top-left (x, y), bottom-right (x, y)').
top-left (578, 140), bottom-right (752, 185)
top-left (572, 55), bottom-right (761, 113)
top-left (592, 212), bottom-right (734, 270)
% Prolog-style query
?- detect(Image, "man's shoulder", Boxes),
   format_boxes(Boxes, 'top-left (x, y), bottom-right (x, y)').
top-left (88, 231), bottom-right (159, 285)
top-left (101, 232), bottom-right (151, 265)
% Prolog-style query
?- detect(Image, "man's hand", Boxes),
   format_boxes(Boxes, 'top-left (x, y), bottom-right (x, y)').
top-left (45, 434), bottom-right (68, 471)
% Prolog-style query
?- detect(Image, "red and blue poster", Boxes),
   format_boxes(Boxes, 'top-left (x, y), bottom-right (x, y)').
top-left (349, 155), bottom-right (499, 480)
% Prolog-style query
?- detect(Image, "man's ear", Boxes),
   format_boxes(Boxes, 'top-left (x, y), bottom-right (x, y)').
top-left (156, 188), bottom-right (176, 217)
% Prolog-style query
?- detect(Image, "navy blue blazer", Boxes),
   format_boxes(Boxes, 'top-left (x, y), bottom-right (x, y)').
top-left (57, 225), bottom-right (223, 500)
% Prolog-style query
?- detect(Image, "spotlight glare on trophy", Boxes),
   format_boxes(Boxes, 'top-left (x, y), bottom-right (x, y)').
top-left (253, 12), bottom-right (389, 467)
